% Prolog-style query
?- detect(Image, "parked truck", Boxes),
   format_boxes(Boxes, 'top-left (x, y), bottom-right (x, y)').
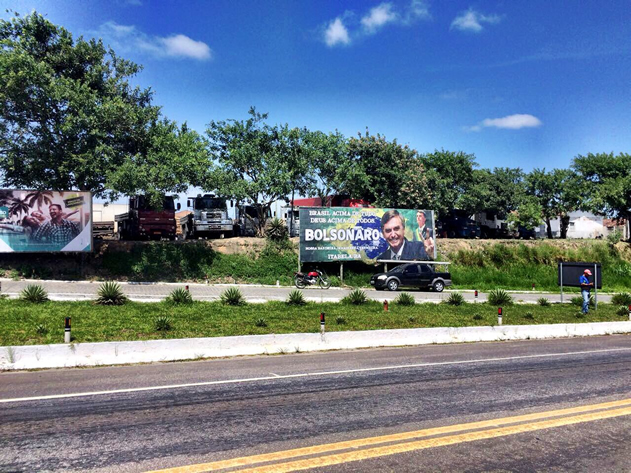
top-left (115, 195), bottom-right (180, 240)
top-left (180, 194), bottom-right (236, 239)
top-left (237, 204), bottom-right (272, 237)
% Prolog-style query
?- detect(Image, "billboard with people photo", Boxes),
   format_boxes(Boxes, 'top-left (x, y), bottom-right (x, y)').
top-left (299, 207), bottom-right (435, 263)
top-left (0, 190), bottom-right (92, 253)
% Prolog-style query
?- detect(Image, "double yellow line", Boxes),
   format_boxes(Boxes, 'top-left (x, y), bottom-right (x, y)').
top-left (148, 398), bottom-right (631, 473)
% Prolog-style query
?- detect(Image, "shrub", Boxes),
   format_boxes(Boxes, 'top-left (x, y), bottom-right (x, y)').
top-left (524, 311), bottom-right (535, 320)
top-left (487, 289), bottom-right (513, 306)
top-left (166, 288), bottom-right (193, 305)
top-left (220, 287), bottom-right (246, 306)
top-left (336, 315), bottom-right (347, 325)
top-left (537, 297), bottom-right (551, 307)
top-left (571, 295), bottom-right (595, 308)
top-left (616, 306), bottom-right (630, 317)
top-left (342, 288), bottom-right (368, 305)
top-left (445, 292), bottom-right (466, 306)
top-left (607, 229), bottom-right (623, 245)
top-left (286, 289), bottom-right (306, 306)
top-left (35, 323), bottom-right (48, 335)
top-left (575, 312), bottom-right (585, 319)
top-left (255, 318), bottom-right (267, 327)
top-left (473, 313), bottom-right (483, 321)
top-left (96, 282), bottom-right (128, 306)
top-left (395, 292), bottom-right (415, 306)
top-left (154, 316), bottom-right (172, 331)
top-left (265, 217), bottom-right (289, 242)
top-left (20, 284), bottom-right (49, 303)
top-left (611, 293), bottom-right (631, 306)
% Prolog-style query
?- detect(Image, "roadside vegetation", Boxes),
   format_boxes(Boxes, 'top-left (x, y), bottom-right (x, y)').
top-left (1, 298), bottom-right (628, 347)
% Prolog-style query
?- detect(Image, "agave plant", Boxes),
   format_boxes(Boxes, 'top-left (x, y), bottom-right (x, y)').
top-left (342, 288), bottom-right (368, 305)
top-left (154, 315), bottom-right (172, 331)
top-left (96, 282), bottom-right (128, 306)
top-left (395, 292), bottom-right (415, 306)
top-left (265, 217), bottom-right (289, 242)
top-left (167, 287), bottom-right (193, 305)
top-left (537, 297), bottom-right (551, 307)
top-left (220, 287), bottom-right (246, 306)
top-left (20, 284), bottom-right (49, 303)
top-left (611, 293), bottom-right (631, 306)
top-left (286, 289), bottom-right (306, 306)
top-left (487, 289), bottom-right (513, 306)
top-left (445, 292), bottom-right (466, 306)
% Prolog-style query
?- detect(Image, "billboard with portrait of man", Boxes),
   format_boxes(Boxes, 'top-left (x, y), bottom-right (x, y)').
top-left (0, 190), bottom-right (92, 253)
top-left (299, 207), bottom-right (436, 263)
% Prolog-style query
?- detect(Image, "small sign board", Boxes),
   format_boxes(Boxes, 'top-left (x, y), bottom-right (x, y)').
top-left (557, 262), bottom-right (602, 289)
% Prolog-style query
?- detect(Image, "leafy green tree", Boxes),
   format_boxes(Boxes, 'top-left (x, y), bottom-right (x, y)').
top-left (572, 152), bottom-right (631, 240)
top-left (345, 131), bottom-right (431, 209)
top-left (525, 168), bottom-right (581, 238)
top-left (306, 130), bottom-right (364, 203)
top-left (106, 120), bottom-right (210, 207)
top-left (0, 12), bottom-right (204, 202)
top-left (421, 150), bottom-right (477, 216)
top-left (507, 196), bottom-right (543, 231)
top-left (206, 108), bottom-right (312, 236)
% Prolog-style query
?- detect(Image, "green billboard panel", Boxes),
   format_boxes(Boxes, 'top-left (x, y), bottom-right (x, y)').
top-left (0, 190), bottom-right (92, 253)
top-left (299, 207), bottom-right (436, 263)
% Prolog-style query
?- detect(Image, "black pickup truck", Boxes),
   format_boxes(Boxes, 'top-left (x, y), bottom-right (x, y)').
top-left (370, 263), bottom-right (452, 292)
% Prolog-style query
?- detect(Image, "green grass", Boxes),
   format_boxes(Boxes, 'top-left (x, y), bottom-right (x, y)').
top-left (0, 299), bottom-right (626, 347)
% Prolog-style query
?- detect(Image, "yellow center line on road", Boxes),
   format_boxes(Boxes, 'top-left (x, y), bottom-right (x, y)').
top-left (146, 397), bottom-right (631, 473)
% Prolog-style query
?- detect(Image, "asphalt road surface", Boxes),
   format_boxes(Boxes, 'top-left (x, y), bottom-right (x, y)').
top-left (2, 335), bottom-right (631, 472)
top-left (0, 278), bottom-right (611, 304)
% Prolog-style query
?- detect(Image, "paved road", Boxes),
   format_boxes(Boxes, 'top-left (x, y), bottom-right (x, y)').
top-left (0, 278), bottom-right (610, 303)
top-left (1, 335), bottom-right (631, 472)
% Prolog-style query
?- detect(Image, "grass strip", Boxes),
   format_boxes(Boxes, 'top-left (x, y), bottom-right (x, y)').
top-left (0, 299), bottom-right (627, 347)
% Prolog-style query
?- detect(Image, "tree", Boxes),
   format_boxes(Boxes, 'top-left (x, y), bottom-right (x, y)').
top-left (206, 108), bottom-right (312, 236)
top-left (345, 131), bottom-right (431, 209)
top-left (421, 150), bottom-right (477, 217)
top-left (525, 168), bottom-right (581, 238)
top-left (572, 152), bottom-right (631, 240)
top-left (106, 120), bottom-right (210, 207)
top-left (307, 130), bottom-right (364, 203)
top-left (0, 12), bottom-right (203, 201)
top-left (507, 196), bottom-right (543, 231)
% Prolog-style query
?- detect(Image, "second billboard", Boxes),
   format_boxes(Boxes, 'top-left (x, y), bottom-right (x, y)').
top-left (299, 207), bottom-right (436, 263)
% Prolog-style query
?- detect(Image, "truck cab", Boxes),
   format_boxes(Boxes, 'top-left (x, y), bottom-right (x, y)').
top-left (116, 195), bottom-right (180, 240)
top-left (185, 194), bottom-right (235, 239)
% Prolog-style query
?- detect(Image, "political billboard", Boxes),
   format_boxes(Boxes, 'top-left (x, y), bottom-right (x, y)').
top-left (0, 190), bottom-right (92, 253)
top-left (299, 207), bottom-right (436, 263)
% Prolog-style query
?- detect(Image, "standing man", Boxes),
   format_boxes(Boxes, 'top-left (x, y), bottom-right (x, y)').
top-left (32, 203), bottom-right (80, 248)
top-left (413, 210), bottom-right (435, 257)
top-left (377, 210), bottom-right (428, 261)
top-left (579, 269), bottom-right (594, 314)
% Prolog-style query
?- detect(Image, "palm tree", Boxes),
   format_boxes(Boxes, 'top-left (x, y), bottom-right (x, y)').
top-left (25, 190), bottom-right (54, 212)
top-left (9, 196), bottom-right (30, 219)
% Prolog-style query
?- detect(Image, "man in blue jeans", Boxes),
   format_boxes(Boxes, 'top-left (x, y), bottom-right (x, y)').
top-left (579, 269), bottom-right (594, 314)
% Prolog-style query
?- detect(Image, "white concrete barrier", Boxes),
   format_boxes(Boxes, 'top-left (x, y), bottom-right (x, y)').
top-left (2, 321), bottom-right (631, 370)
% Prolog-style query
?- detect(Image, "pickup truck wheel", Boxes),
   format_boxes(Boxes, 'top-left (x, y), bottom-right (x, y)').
top-left (387, 279), bottom-right (399, 291)
top-left (432, 280), bottom-right (445, 292)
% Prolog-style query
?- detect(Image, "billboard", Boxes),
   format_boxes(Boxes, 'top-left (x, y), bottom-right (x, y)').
top-left (0, 190), bottom-right (92, 253)
top-left (299, 207), bottom-right (436, 263)
top-left (557, 262), bottom-right (602, 289)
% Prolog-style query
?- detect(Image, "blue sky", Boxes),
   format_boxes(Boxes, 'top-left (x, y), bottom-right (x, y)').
top-left (4, 0), bottom-right (631, 173)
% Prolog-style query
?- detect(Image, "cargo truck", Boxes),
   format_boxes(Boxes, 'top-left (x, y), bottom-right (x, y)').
top-left (180, 193), bottom-right (236, 239)
top-left (115, 195), bottom-right (180, 240)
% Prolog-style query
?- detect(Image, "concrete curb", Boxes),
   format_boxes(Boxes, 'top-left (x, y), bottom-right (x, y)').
top-left (2, 321), bottom-right (631, 371)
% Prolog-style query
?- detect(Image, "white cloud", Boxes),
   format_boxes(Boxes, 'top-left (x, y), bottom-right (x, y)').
top-left (466, 114), bottom-right (542, 132)
top-left (451, 9), bottom-right (501, 33)
top-left (361, 3), bottom-right (397, 34)
top-left (321, 1), bottom-right (430, 47)
top-left (324, 17), bottom-right (351, 47)
top-left (161, 35), bottom-right (211, 60)
top-left (96, 22), bottom-right (212, 61)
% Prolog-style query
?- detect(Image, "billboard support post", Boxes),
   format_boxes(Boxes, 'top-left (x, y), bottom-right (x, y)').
top-left (594, 263), bottom-right (598, 309)
top-left (340, 263), bottom-right (344, 285)
top-left (560, 262), bottom-right (563, 303)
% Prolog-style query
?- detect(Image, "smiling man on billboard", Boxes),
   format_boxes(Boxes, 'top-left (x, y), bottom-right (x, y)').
top-left (376, 210), bottom-right (428, 261)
